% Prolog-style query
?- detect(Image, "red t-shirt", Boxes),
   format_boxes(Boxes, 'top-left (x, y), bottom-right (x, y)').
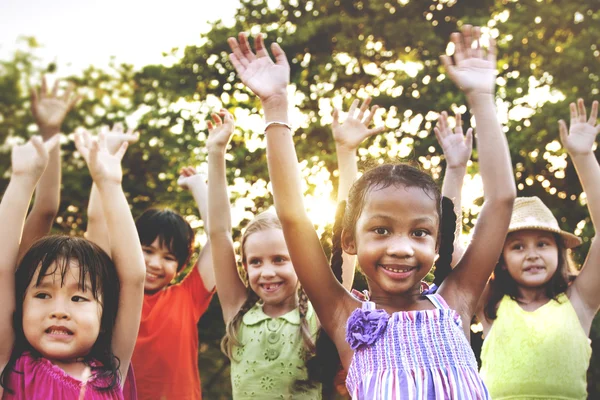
top-left (131, 267), bottom-right (214, 400)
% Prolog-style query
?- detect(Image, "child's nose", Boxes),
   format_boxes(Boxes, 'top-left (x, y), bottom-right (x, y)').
top-left (50, 301), bottom-right (70, 319)
top-left (386, 236), bottom-right (415, 258)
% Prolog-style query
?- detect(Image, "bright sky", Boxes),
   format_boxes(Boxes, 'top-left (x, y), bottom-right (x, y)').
top-left (0, 0), bottom-right (240, 73)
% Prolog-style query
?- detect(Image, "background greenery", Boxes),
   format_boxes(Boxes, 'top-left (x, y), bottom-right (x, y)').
top-left (1, 0), bottom-right (599, 397)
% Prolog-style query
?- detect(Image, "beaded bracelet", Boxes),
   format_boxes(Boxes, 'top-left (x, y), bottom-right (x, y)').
top-left (264, 121), bottom-right (292, 133)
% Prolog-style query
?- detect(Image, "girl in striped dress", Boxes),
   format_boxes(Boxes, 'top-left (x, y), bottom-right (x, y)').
top-left (226, 24), bottom-right (515, 399)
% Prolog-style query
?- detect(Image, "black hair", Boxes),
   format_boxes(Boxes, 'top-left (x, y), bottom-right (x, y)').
top-left (432, 196), bottom-right (457, 287)
top-left (1, 236), bottom-right (121, 393)
top-left (484, 232), bottom-right (575, 320)
top-left (135, 208), bottom-right (195, 272)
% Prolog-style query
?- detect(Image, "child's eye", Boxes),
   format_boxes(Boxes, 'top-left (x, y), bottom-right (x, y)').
top-left (143, 248), bottom-right (153, 255)
top-left (165, 256), bottom-right (177, 262)
top-left (538, 241), bottom-right (549, 247)
top-left (413, 229), bottom-right (429, 238)
top-left (373, 227), bottom-right (389, 235)
top-left (72, 296), bottom-right (89, 302)
top-left (511, 244), bottom-right (523, 251)
top-left (273, 256), bottom-right (287, 264)
top-left (34, 293), bottom-right (50, 299)
top-left (249, 259), bottom-right (261, 266)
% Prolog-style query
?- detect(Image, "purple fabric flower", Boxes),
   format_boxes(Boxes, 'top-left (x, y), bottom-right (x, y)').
top-left (345, 307), bottom-right (390, 350)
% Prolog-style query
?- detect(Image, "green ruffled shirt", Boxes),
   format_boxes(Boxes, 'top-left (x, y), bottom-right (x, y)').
top-left (480, 293), bottom-right (591, 399)
top-left (230, 301), bottom-right (322, 399)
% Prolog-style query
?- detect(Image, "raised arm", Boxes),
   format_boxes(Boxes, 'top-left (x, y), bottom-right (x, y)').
top-left (227, 33), bottom-right (357, 344)
top-left (0, 136), bottom-right (58, 380)
top-left (439, 25), bottom-right (516, 314)
top-left (18, 78), bottom-right (80, 258)
top-left (434, 111), bottom-right (473, 267)
top-left (75, 131), bottom-right (145, 385)
top-left (85, 125), bottom-right (139, 255)
top-left (560, 99), bottom-right (600, 333)
top-left (177, 166), bottom-right (215, 291)
top-left (332, 96), bottom-right (385, 289)
top-left (206, 109), bottom-right (248, 322)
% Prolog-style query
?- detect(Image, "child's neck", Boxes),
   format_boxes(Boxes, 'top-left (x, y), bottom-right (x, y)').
top-left (369, 286), bottom-right (430, 313)
top-left (51, 358), bottom-right (89, 381)
top-left (516, 285), bottom-right (551, 305)
top-left (262, 294), bottom-right (298, 318)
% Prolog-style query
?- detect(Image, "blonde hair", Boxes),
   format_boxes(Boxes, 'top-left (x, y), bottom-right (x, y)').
top-left (221, 211), bottom-right (316, 362)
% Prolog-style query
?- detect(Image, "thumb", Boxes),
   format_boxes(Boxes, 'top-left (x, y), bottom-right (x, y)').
top-left (271, 43), bottom-right (289, 69)
top-left (30, 136), bottom-right (46, 156)
top-left (558, 120), bottom-right (569, 146)
top-left (332, 107), bottom-right (340, 126)
top-left (366, 126), bottom-right (386, 138)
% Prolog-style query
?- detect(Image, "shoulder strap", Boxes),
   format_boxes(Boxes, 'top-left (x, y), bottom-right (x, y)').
top-left (425, 293), bottom-right (450, 310)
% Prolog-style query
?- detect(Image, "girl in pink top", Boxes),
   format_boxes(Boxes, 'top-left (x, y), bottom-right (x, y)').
top-left (0, 130), bottom-right (145, 399)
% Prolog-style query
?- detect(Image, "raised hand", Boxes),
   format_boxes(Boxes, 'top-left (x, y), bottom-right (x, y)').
top-left (74, 130), bottom-right (128, 186)
top-left (559, 99), bottom-right (600, 156)
top-left (332, 96), bottom-right (385, 151)
top-left (434, 111), bottom-right (473, 169)
top-left (440, 25), bottom-right (497, 96)
top-left (100, 123), bottom-right (139, 155)
top-left (30, 76), bottom-right (81, 137)
top-left (227, 33), bottom-right (289, 103)
top-left (178, 166), bottom-right (206, 191)
top-left (12, 135), bottom-right (60, 179)
top-left (206, 109), bottom-right (235, 152)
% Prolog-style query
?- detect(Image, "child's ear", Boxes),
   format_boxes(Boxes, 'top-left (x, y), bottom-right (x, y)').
top-left (341, 228), bottom-right (357, 255)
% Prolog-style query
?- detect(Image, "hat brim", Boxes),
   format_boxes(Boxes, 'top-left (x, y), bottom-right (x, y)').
top-left (507, 226), bottom-right (582, 249)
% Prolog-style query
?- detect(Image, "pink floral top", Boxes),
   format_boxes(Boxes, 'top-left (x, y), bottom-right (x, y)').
top-left (2, 352), bottom-right (137, 399)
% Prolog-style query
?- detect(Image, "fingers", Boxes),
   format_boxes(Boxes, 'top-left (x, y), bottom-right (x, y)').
top-left (228, 37), bottom-right (249, 71)
top-left (436, 111), bottom-right (448, 137)
top-left (589, 100), bottom-right (598, 126)
top-left (113, 122), bottom-right (124, 134)
top-left (347, 99), bottom-right (360, 117)
top-left (332, 107), bottom-right (340, 126)
top-left (30, 135), bottom-right (45, 156)
top-left (558, 119), bottom-right (569, 146)
top-left (366, 126), bottom-right (386, 137)
top-left (439, 55), bottom-right (456, 80)
top-left (271, 42), bottom-right (289, 69)
top-left (363, 105), bottom-right (379, 126)
top-left (30, 87), bottom-right (39, 115)
top-left (450, 32), bottom-right (465, 64)
top-left (577, 98), bottom-right (587, 123)
top-left (114, 141), bottom-right (129, 160)
top-left (254, 34), bottom-right (269, 58)
top-left (472, 27), bottom-right (483, 59)
top-left (465, 128), bottom-right (474, 153)
top-left (40, 75), bottom-right (48, 99)
top-left (570, 102), bottom-right (578, 124)
top-left (455, 112), bottom-right (463, 134)
top-left (44, 134), bottom-right (61, 152)
top-left (357, 97), bottom-right (372, 120)
top-left (487, 37), bottom-right (497, 64)
top-left (51, 80), bottom-right (60, 97)
top-left (74, 131), bottom-right (89, 159)
top-left (239, 32), bottom-right (257, 63)
top-left (211, 112), bottom-right (223, 125)
top-left (462, 24), bottom-right (473, 58)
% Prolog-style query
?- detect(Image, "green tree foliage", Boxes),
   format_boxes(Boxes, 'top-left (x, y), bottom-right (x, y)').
top-left (1, 0), bottom-right (600, 397)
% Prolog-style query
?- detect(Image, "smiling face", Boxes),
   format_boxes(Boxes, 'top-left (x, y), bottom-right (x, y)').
top-left (22, 261), bottom-right (102, 362)
top-left (502, 229), bottom-right (559, 289)
top-left (142, 238), bottom-right (179, 293)
top-left (243, 228), bottom-right (299, 313)
top-left (345, 184), bottom-right (439, 297)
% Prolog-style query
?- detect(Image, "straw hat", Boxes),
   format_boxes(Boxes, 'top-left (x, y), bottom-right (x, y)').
top-left (507, 196), bottom-right (582, 249)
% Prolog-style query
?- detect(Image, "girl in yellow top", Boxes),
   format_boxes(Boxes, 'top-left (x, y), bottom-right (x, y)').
top-left (474, 99), bottom-right (600, 399)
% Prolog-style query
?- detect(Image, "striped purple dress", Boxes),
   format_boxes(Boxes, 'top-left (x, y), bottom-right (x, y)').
top-left (345, 293), bottom-right (489, 399)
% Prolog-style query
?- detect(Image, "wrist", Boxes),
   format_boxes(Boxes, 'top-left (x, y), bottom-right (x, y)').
top-left (569, 151), bottom-right (594, 161)
top-left (445, 164), bottom-right (468, 172)
top-left (38, 125), bottom-right (61, 138)
top-left (207, 146), bottom-right (227, 156)
top-left (262, 94), bottom-right (289, 121)
top-left (466, 92), bottom-right (495, 107)
top-left (335, 143), bottom-right (358, 155)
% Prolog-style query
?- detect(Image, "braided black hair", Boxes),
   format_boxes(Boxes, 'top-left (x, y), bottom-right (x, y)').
top-left (432, 196), bottom-right (457, 287)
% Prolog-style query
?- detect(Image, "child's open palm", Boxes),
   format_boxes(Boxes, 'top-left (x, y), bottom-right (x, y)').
top-left (332, 96), bottom-right (386, 151)
top-left (12, 135), bottom-right (60, 178)
top-left (559, 99), bottom-right (600, 156)
top-left (440, 25), bottom-right (497, 95)
top-left (74, 130), bottom-right (128, 185)
top-left (31, 76), bottom-right (81, 135)
top-left (434, 111), bottom-right (473, 169)
top-left (206, 109), bottom-right (235, 152)
top-left (227, 33), bottom-right (289, 102)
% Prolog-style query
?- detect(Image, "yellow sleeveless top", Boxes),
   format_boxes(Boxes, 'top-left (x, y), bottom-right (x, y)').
top-left (480, 294), bottom-right (591, 399)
